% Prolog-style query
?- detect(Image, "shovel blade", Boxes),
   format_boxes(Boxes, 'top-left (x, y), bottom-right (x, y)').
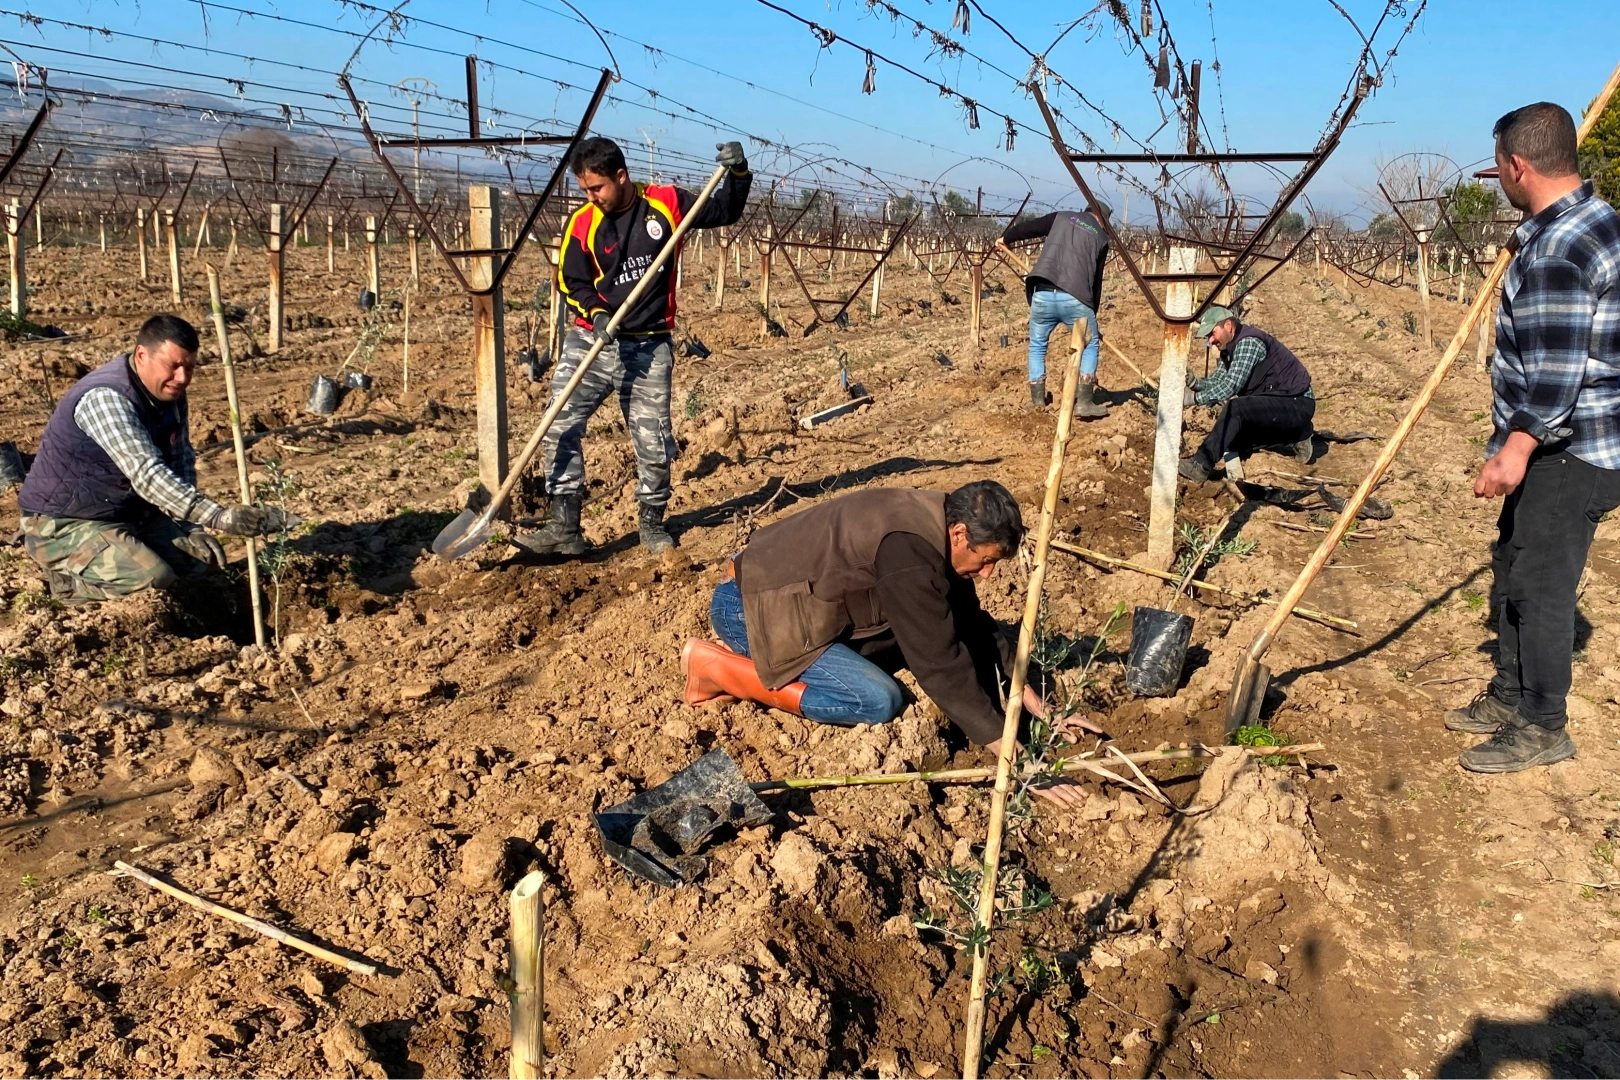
top-left (1222, 656), bottom-right (1271, 737)
top-left (431, 508), bottom-right (490, 561)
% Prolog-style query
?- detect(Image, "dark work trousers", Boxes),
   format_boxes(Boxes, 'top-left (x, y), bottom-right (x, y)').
top-left (1489, 450), bottom-right (1620, 730)
top-left (1192, 394), bottom-right (1315, 470)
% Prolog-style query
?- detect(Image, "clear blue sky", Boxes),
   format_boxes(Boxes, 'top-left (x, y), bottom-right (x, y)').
top-left (16, 0), bottom-right (1620, 222)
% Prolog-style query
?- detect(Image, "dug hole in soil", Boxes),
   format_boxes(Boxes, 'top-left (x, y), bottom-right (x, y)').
top-left (4, 241), bottom-right (1620, 1079)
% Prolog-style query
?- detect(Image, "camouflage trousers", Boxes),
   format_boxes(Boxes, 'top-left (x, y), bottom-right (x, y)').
top-left (542, 330), bottom-right (678, 509)
top-left (20, 512), bottom-right (203, 602)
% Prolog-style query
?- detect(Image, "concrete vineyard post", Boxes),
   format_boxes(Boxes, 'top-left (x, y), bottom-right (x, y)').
top-left (136, 207), bottom-right (148, 281)
top-left (408, 223), bottom-right (420, 285)
top-left (1148, 247), bottom-right (1196, 568)
top-left (98, 213), bottom-right (106, 254)
top-left (469, 185), bottom-right (509, 493)
top-left (267, 203), bottom-right (285, 354)
top-left (164, 209), bottom-right (182, 305)
top-left (969, 249), bottom-right (982, 349)
top-left (759, 223), bottom-right (772, 337)
top-left (326, 215), bottom-right (335, 274)
top-left (713, 237), bottom-right (726, 310)
top-left (508, 871), bottom-right (545, 1080)
top-left (1415, 230), bottom-right (1432, 348)
top-left (870, 228), bottom-right (890, 319)
top-left (6, 200), bottom-right (24, 317)
top-left (365, 215), bottom-right (380, 296)
top-left (34, 202), bottom-right (42, 252)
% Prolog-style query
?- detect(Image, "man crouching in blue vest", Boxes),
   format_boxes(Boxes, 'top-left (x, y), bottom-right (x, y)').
top-left (1177, 305), bottom-right (1316, 483)
top-left (16, 314), bottom-right (290, 605)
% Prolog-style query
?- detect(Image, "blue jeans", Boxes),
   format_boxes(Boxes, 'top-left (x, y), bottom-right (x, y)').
top-left (708, 578), bottom-right (903, 726)
top-left (1027, 288), bottom-right (1100, 383)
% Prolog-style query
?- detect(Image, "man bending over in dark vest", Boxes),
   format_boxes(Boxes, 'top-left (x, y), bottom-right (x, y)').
top-left (680, 480), bottom-right (1098, 806)
top-left (17, 314), bottom-right (290, 604)
top-left (1178, 305), bottom-right (1316, 484)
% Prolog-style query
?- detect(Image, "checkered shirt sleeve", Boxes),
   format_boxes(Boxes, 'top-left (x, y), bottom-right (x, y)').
top-left (1192, 335), bottom-right (1266, 406)
top-left (73, 387), bottom-right (223, 525)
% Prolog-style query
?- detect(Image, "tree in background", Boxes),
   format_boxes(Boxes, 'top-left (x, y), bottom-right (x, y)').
top-left (1275, 209), bottom-right (1306, 236)
top-left (1368, 212), bottom-right (1404, 239)
top-left (1580, 90), bottom-right (1620, 206)
top-left (886, 192), bottom-right (918, 222)
top-left (932, 188), bottom-right (975, 221)
top-left (1436, 181), bottom-right (1503, 246)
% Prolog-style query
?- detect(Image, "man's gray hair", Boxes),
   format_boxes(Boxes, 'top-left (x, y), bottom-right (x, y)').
top-left (1494, 102), bottom-right (1578, 177)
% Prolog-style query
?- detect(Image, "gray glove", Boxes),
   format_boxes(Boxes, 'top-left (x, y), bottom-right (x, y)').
top-left (1183, 385), bottom-right (1199, 409)
top-left (174, 529), bottom-right (228, 569)
top-left (715, 141), bottom-right (747, 171)
top-left (1185, 368), bottom-right (1199, 390)
top-left (588, 312), bottom-right (617, 347)
top-left (209, 503), bottom-right (290, 537)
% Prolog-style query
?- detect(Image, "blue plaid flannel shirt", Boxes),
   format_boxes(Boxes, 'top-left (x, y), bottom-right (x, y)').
top-left (1489, 181), bottom-right (1620, 468)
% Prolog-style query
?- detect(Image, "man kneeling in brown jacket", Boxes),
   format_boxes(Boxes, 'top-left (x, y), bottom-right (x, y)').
top-left (682, 481), bottom-right (1095, 793)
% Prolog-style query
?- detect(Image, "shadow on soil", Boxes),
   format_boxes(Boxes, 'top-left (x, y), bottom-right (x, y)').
top-left (1434, 991), bottom-right (1620, 1078)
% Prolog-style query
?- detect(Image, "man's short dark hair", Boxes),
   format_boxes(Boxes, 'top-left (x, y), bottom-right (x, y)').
top-left (1493, 102), bottom-right (1578, 177)
top-left (945, 480), bottom-right (1025, 554)
top-left (136, 313), bottom-right (199, 355)
top-left (572, 136), bottom-right (627, 178)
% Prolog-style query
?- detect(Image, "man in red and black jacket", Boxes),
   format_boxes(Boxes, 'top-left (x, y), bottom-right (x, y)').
top-left (520, 136), bottom-right (751, 557)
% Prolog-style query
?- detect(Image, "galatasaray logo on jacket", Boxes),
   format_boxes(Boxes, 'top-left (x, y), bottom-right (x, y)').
top-left (646, 218), bottom-right (664, 241)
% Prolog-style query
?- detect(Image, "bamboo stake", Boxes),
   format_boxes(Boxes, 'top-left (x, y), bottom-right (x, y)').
top-left (961, 323), bottom-right (1088, 1078)
top-left (206, 266), bottom-right (266, 650)
top-left (751, 743), bottom-right (1325, 793)
top-left (113, 861), bottom-right (376, 975)
top-left (1050, 539), bottom-right (1357, 631)
top-left (508, 871), bottom-right (545, 1080)
top-left (1103, 337), bottom-right (1158, 389)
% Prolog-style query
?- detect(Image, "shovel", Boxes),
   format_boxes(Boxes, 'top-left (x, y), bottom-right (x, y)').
top-left (1221, 59), bottom-right (1620, 733)
top-left (433, 163), bottom-right (731, 560)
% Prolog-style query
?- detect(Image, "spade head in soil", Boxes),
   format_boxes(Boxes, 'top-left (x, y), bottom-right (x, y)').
top-left (593, 749), bottom-right (773, 888)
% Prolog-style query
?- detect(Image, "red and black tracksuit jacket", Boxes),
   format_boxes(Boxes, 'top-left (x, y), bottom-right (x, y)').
top-left (557, 168), bottom-right (752, 338)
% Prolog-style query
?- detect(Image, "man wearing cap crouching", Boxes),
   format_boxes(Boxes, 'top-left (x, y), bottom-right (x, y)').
top-left (1177, 305), bottom-right (1315, 483)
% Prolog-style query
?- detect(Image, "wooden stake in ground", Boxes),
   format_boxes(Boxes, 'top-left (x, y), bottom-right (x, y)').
top-left (326, 214), bottom-right (335, 274)
top-left (1148, 248), bottom-right (1196, 568)
top-left (164, 209), bottom-right (183, 305)
top-left (401, 290), bottom-right (411, 397)
top-left (205, 266), bottom-right (267, 649)
top-left (136, 206), bottom-right (149, 282)
top-left (961, 324), bottom-right (1089, 1078)
top-left (365, 215), bottom-right (381, 296)
top-left (508, 871), bottom-right (545, 1080)
top-left (113, 861), bottom-right (376, 975)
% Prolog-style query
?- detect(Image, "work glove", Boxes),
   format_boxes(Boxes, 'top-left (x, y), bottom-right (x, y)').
top-left (209, 503), bottom-right (291, 537)
top-left (715, 141), bottom-right (747, 171)
top-left (588, 312), bottom-right (617, 347)
top-left (174, 529), bottom-right (229, 570)
top-left (1182, 385), bottom-right (1199, 410)
top-left (1185, 368), bottom-right (1199, 390)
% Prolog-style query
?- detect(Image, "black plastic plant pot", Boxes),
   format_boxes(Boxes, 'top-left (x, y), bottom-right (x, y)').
top-left (1000, 334), bottom-right (1010, 348)
top-left (1124, 606), bottom-right (1194, 697)
top-left (344, 371), bottom-right (373, 391)
top-left (0, 441), bottom-right (25, 490)
top-left (306, 375), bottom-right (341, 415)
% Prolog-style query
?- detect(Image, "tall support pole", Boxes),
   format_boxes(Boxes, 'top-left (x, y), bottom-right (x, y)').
top-left (164, 209), bottom-right (183, 305)
top-left (326, 214), bottom-right (335, 274)
top-left (870, 228), bottom-right (890, 318)
top-left (469, 186), bottom-right (508, 492)
top-left (407, 222), bottom-right (420, 285)
top-left (98, 212), bottom-right (106, 254)
top-left (205, 265), bottom-right (266, 650)
top-left (136, 206), bottom-right (149, 281)
top-left (1476, 245), bottom-right (1499, 369)
top-left (6, 200), bottom-right (24, 317)
top-left (758, 223), bottom-right (772, 336)
top-left (1415, 230), bottom-right (1432, 348)
top-left (365, 215), bottom-right (380, 296)
top-left (267, 203), bottom-right (285, 354)
top-left (1147, 247), bottom-right (1196, 568)
top-left (34, 202), bottom-right (43, 252)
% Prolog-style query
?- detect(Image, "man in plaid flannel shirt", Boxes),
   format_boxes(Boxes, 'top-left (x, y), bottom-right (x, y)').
top-left (16, 314), bottom-right (290, 604)
top-left (1447, 103), bottom-right (1620, 773)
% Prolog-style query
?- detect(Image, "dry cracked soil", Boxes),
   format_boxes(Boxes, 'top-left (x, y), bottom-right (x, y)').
top-left (2, 236), bottom-right (1620, 1079)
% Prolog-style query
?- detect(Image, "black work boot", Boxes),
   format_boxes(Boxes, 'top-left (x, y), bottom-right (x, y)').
top-left (1445, 689), bottom-right (1516, 734)
top-left (1294, 434), bottom-right (1315, 463)
top-left (1458, 715), bottom-right (1576, 774)
top-left (638, 503), bottom-right (675, 553)
top-left (1029, 379), bottom-right (1048, 409)
top-left (1178, 457), bottom-right (1212, 484)
top-left (516, 493), bottom-right (587, 557)
top-left (1073, 377), bottom-right (1110, 420)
